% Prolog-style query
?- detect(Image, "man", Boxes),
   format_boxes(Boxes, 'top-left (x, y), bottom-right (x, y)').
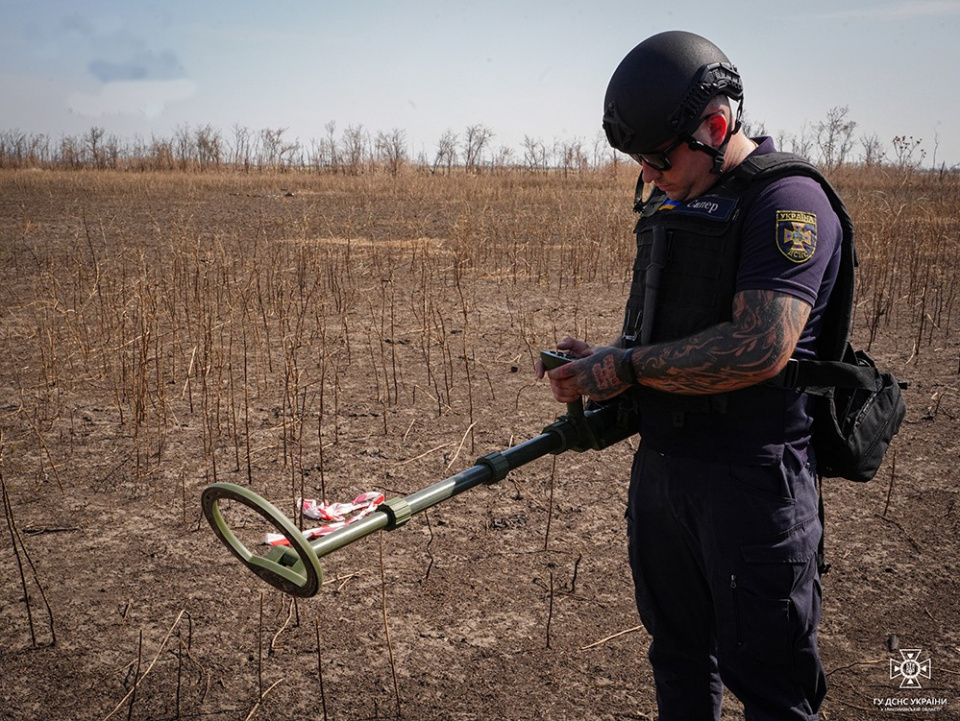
top-left (541, 31), bottom-right (847, 720)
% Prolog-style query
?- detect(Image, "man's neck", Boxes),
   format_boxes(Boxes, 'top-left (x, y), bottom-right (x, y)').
top-left (721, 133), bottom-right (759, 171)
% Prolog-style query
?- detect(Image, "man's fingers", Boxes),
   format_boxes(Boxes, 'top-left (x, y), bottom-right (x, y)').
top-left (547, 364), bottom-right (582, 403)
top-left (556, 337), bottom-right (592, 358)
top-left (552, 386), bottom-right (581, 403)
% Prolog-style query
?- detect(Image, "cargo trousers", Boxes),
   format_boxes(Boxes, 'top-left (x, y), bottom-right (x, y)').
top-left (626, 444), bottom-right (827, 721)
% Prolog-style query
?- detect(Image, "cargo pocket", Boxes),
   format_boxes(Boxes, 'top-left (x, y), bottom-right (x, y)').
top-left (731, 514), bottom-right (822, 666)
top-left (728, 573), bottom-right (794, 665)
top-left (741, 514), bottom-right (821, 565)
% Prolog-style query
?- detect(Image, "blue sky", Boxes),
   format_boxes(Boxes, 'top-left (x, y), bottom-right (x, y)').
top-left (3, 0), bottom-right (959, 168)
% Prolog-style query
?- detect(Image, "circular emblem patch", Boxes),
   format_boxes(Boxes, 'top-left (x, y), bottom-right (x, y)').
top-left (776, 210), bottom-right (817, 263)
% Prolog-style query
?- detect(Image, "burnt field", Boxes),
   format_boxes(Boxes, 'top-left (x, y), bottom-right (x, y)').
top-left (1, 166), bottom-right (959, 720)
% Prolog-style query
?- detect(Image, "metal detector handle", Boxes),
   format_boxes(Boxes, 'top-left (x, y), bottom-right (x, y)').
top-left (539, 350), bottom-right (584, 418)
top-left (201, 483), bottom-right (324, 598)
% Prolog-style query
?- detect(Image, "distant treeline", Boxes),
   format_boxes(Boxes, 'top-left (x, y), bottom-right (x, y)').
top-left (0, 107), bottom-right (950, 173)
top-left (0, 123), bottom-right (611, 175)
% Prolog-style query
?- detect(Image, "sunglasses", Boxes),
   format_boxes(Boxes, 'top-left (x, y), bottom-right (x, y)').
top-left (630, 116), bottom-right (714, 171)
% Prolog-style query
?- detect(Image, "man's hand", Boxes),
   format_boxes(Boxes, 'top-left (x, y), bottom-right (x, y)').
top-left (535, 337), bottom-right (594, 379)
top-left (541, 339), bottom-right (636, 404)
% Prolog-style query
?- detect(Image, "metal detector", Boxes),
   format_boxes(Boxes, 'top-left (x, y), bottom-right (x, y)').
top-left (201, 351), bottom-right (637, 597)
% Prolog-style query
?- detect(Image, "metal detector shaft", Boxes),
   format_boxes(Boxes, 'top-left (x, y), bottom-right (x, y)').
top-left (307, 430), bottom-right (564, 559)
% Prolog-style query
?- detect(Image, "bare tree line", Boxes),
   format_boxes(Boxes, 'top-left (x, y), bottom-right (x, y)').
top-left (0, 120), bottom-right (616, 175)
top-left (0, 107), bottom-right (950, 173)
top-left (743, 105), bottom-right (943, 171)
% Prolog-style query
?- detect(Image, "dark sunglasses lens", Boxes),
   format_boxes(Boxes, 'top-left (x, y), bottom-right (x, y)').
top-left (633, 151), bottom-right (669, 171)
top-left (635, 134), bottom-right (692, 171)
top-left (644, 153), bottom-right (669, 170)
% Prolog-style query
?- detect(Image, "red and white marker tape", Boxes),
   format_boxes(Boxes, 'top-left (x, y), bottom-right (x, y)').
top-left (265, 491), bottom-right (385, 546)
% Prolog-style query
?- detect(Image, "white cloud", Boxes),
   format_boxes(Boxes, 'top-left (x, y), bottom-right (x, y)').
top-left (67, 79), bottom-right (197, 119)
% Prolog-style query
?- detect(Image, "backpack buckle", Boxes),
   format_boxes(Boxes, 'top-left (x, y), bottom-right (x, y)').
top-left (773, 358), bottom-right (801, 389)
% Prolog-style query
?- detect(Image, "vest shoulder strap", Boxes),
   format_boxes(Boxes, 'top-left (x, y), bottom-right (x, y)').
top-left (735, 152), bottom-right (858, 363)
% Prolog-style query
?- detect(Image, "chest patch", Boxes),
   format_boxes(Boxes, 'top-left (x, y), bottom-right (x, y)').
top-left (666, 195), bottom-right (738, 221)
top-left (776, 210), bottom-right (817, 263)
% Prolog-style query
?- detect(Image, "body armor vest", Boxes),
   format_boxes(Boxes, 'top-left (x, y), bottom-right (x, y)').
top-left (622, 151), bottom-right (855, 422)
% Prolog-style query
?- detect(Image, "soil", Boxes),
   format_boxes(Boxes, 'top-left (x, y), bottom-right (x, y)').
top-left (0, 169), bottom-right (957, 721)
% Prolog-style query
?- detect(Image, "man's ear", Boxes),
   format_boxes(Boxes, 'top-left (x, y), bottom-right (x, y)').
top-left (706, 113), bottom-right (728, 146)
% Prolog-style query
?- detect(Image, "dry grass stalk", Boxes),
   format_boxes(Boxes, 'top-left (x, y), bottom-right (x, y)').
top-left (1, 434), bottom-right (56, 648)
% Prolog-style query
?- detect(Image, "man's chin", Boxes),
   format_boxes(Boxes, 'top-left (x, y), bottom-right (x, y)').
top-left (658, 184), bottom-right (683, 201)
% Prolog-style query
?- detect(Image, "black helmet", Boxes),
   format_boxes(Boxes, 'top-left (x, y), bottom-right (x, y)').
top-left (603, 31), bottom-right (743, 155)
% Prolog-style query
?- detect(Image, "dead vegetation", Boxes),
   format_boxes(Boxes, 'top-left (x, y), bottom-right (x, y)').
top-left (0, 164), bottom-right (958, 720)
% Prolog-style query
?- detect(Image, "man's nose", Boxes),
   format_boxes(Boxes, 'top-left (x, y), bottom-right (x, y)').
top-left (639, 162), bottom-right (661, 182)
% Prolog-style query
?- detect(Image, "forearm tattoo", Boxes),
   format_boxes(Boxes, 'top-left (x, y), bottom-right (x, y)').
top-left (576, 348), bottom-right (630, 399)
top-left (633, 289), bottom-right (811, 395)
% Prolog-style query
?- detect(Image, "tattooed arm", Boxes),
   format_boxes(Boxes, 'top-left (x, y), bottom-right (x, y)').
top-left (546, 289), bottom-right (811, 402)
top-left (629, 289), bottom-right (811, 394)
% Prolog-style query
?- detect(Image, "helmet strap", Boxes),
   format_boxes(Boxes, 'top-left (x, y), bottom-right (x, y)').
top-left (706, 101), bottom-right (743, 174)
top-left (710, 139), bottom-right (730, 175)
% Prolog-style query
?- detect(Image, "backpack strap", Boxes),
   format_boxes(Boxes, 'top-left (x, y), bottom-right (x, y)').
top-left (772, 346), bottom-right (879, 396)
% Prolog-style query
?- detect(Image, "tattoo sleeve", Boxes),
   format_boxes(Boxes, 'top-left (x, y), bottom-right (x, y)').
top-left (632, 289), bottom-right (812, 395)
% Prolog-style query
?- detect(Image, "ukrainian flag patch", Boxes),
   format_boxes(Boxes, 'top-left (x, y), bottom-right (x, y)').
top-left (776, 210), bottom-right (817, 263)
